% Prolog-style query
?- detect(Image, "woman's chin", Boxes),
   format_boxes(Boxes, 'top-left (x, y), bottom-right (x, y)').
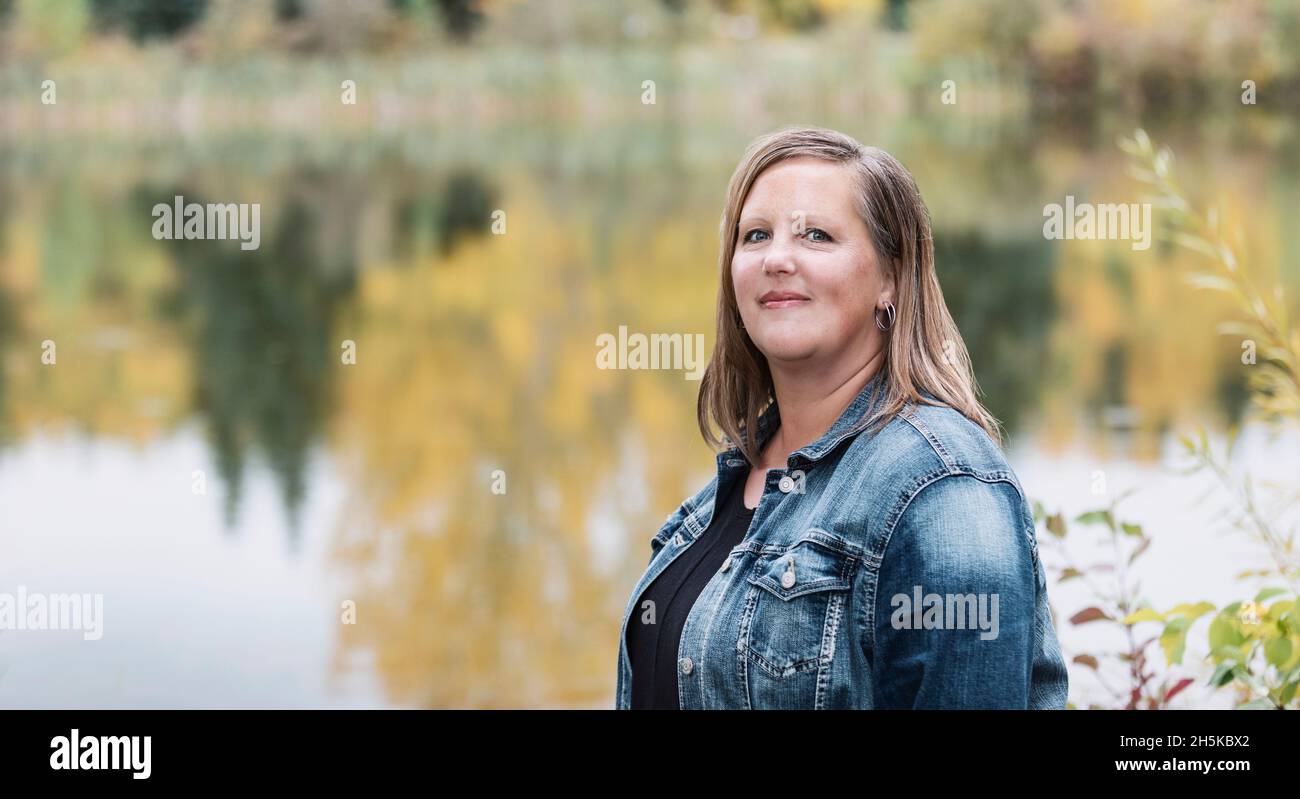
top-left (753, 338), bottom-right (820, 365)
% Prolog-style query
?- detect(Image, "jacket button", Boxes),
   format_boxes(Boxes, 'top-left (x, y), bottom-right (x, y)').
top-left (781, 557), bottom-right (796, 588)
top-left (673, 533), bottom-right (684, 546)
top-left (778, 475), bottom-right (795, 493)
top-left (679, 657), bottom-right (694, 676)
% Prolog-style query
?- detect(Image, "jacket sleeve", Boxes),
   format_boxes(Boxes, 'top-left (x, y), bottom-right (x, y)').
top-left (871, 473), bottom-right (1042, 708)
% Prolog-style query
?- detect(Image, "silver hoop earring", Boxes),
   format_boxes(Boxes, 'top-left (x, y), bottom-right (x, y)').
top-left (874, 301), bottom-right (896, 331)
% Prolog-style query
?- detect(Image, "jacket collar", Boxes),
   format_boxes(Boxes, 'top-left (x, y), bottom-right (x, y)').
top-left (717, 369), bottom-right (888, 468)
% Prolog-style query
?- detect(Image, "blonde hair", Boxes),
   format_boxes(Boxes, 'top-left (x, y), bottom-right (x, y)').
top-left (696, 125), bottom-right (1001, 464)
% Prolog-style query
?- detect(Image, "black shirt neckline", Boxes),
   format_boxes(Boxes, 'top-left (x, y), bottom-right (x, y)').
top-left (627, 474), bottom-right (756, 709)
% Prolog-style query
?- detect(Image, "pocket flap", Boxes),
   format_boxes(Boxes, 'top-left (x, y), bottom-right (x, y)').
top-left (747, 537), bottom-right (857, 600)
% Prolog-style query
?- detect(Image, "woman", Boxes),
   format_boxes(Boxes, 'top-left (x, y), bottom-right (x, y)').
top-left (615, 126), bottom-right (1069, 709)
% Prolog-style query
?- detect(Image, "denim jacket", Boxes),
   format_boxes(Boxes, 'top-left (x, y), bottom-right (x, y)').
top-left (615, 372), bottom-right (1069, 709)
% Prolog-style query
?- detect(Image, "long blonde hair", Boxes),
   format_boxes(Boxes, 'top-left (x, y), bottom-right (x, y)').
top-left (697, 125), bottom-right (1001, 464)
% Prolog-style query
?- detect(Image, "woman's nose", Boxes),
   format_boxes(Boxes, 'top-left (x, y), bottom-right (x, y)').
top-left (762, 226), bottom-right (801, 274)
top-left (762, 244), bottom-right (797, 275)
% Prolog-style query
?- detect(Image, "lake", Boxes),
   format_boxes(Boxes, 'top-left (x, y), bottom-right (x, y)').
top-left (2, 52), bottom-right (1297, 707)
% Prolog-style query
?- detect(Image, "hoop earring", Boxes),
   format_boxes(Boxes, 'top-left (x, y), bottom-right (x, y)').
top-left (874, 301), bottom-right (896, 332)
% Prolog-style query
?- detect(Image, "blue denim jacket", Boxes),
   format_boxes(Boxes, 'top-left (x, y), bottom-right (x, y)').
top-left (615, 372), bottom-right (1069, 709)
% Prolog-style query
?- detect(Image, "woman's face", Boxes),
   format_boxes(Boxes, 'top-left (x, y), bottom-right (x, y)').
top-left (732, 156), bottom-right (893, 370)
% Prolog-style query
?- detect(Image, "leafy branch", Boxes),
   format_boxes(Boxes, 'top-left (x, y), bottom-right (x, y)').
top-left (1039, 129), bottom-right (1300, 709)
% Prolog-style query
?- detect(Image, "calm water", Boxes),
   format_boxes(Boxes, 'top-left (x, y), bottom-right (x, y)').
top-left (1, 107), bottom-right (1297, 707)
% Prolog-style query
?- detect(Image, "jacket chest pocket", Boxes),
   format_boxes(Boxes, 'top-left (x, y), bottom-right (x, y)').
top-left (739, 536), bottom-right (860, 679)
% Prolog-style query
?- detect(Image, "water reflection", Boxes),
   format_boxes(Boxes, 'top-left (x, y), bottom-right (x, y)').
top-left (2, 115), bottom-right (1298, 707)
top-left (154, 181), bottom-right (359, 538)
top-left (934, 230), bottom-right (1056, 437)
top-left (395, 168), bottom-right (500, 260)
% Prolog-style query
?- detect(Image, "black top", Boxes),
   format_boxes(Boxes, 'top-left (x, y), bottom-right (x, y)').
top-left (626, 475), bottom-right (756, 709)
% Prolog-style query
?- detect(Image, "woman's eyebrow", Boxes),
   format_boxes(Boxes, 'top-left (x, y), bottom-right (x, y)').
top-left (737, 211), bottom-right (838, 231)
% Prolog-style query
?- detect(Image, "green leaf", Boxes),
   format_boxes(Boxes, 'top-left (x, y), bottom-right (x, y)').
top-left (1210, 661), bottom-right (1236, 687)
top-left (1046, 513), bottom-right (1066, 538)
top-left (1266, 600), bottom-right (1294, 620)
top-left (1166, 601), bottom-right (1216, 620)
top-left (1211, 644), bottom-right (1246, 663)
top-left (1266, 638), bottom-right (1293, 668)
top-left (1255, 587), bottom-right (1290, 604)
top-left (1075, 510), bottom-right (1113, 530)
top-left (1237, 698), bottom-right (1277, 710)
top-left (1235, 569), bottom-right (1272, 579)
top-left (1124, 608), bottom-right (1165, 624)
top-left (1209, 613), bottom-right (1246, 650)
top-left (1160, 617), bottom-right (1192, 665)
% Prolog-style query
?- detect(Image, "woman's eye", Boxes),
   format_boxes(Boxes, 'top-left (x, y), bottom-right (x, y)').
top-left (803, 227), bottom-right (832, 243)
top-left (743, 229), bottom-right (769, 243)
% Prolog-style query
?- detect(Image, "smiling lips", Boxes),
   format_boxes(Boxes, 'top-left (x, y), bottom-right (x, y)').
top-left (759, 290), bottom-right (810, 309)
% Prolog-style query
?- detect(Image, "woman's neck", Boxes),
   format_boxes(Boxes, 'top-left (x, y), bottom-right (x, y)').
top-left (762, 348), bottom-right (885, 469)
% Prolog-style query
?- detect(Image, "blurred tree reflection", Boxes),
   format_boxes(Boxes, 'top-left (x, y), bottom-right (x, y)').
top-left (934, 230), bottom-right (1056, 438)
top-left (154, 181), bottom-right (357, 541)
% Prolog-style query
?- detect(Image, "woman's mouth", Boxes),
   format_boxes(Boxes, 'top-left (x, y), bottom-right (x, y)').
top-left (759, 291), bottom-right (810, 309)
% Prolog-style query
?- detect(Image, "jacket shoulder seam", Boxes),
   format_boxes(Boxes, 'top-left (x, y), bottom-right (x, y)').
top-left (900, 405), bottom-right (956, 470)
